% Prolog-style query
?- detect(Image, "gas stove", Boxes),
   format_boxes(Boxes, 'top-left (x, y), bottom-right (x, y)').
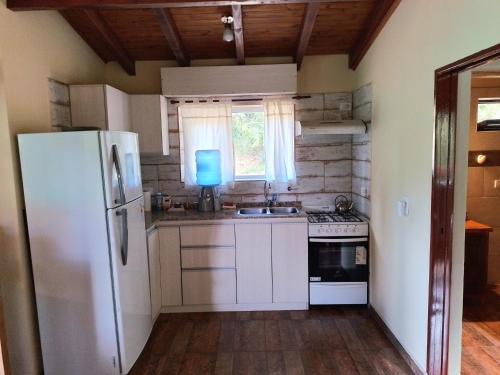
top-left (305, 206), bottom-right (368, 237)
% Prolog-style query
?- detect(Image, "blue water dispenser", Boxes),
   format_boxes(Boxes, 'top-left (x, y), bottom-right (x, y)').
top-left (196, 150), bottom-right (222, 212)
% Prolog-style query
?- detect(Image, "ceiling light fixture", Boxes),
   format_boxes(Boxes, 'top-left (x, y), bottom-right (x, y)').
top-left (221, 16), bottom-right (234, 42)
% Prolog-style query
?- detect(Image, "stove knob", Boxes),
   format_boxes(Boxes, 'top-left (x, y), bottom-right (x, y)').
top-left (352, 226), bottom-right (357, 233)
top-left (335, 228), bottom-right (340, 234)
top-left (344, 227), bottom-right (348, 233)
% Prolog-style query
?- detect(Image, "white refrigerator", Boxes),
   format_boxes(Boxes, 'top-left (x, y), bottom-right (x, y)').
top-left (19, 131), bottom-right (152, 374)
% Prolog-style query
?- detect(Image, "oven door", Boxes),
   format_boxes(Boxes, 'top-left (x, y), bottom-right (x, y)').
top-left (308, 237), bottom-right (368, 282)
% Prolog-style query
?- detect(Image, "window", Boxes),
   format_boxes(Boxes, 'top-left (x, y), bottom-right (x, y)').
top-left (178, 100), bottom-right (296, 185)
top-left (232, 105), bottom-right (265, 180)
top-left (477, 99), bottom-right (500, 132)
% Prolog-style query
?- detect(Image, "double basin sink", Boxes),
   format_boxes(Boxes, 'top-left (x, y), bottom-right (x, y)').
top-left (237, 207), bottom-right (300, 216)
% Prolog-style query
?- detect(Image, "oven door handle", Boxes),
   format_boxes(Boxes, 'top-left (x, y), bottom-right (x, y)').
top-left (309, 238), bottom-right (368, 243)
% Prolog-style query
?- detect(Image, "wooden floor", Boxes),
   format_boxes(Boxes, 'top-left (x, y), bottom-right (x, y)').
top-left (130, 307), bottom-right (414, 374)
top-left (461, 284), bottom-right (500, 375)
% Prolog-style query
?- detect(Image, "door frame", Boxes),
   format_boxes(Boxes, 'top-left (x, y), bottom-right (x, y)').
top-left (427, 42), bottom-right (500, 375)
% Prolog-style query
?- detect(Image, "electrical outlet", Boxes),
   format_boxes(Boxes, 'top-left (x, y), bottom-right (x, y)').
top-left (397, 197), bottom-right (410, 217)
top-left (494, 179), bottom-right (500, 189)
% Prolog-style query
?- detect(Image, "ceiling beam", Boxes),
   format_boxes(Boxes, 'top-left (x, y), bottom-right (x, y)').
top-left (81, 9), bottom-right (136, 75)
top-left (349, 0), bottom-right (401, 70)
top-left (153, 8), bottom-right (190, 66)
top-left (295, 2), bottom-right (319, 69)
top-left (7, 0), bottom-right (370, 11)
top-left (231, 4), bottom-right (245, 65)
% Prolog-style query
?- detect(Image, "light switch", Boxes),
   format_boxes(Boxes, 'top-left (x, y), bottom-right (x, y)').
top-left (494, 179), bottom-right (500, 189)
top-left (397, 197), bottom-right (410, 217)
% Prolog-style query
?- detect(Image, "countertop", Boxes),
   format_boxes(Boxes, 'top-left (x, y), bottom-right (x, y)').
top-left (465, 220), bottom-right (493, 233)
top-left (145, 208), bottom-right (308, 231)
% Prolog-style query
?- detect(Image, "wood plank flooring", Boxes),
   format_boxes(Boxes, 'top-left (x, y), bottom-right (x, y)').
top-left (461, 285), bottom-right (500, 375)
top-left (130, 307), bottom-right (414, 374)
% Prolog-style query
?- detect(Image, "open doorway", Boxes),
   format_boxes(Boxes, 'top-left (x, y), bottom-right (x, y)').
top-left (460, 62), bottom-right (500, 374)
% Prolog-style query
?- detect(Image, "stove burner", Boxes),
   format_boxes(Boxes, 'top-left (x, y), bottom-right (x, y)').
top-left (306, 212), bottom-right (363, 223)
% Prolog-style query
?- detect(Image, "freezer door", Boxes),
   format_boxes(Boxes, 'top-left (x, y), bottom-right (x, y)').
top-left (101, 131), bottom-right (143, 209)
top-left (108, 197), bottom-right (152, 374)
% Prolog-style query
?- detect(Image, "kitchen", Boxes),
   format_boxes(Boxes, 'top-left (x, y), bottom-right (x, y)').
top-left (1, 1), bottom-right (500, 375)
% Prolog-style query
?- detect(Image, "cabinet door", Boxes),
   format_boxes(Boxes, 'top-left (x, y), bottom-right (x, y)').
top-left (235, 223), bottom-right (272, 303)
top-left (272, 223), bottom-right (308, 303)
top-left (69, 85), bottom-right (107, 129)
top-left (159, 227), bottom-right (182, 306)
top-left (130, 95), bottom-right (170, 155)
top-left (182, 269), bottom-right (236, 305)
top-left (147, 229), bottom-right (161, 321)
top-left (105, 85), bottom-right (131, 132)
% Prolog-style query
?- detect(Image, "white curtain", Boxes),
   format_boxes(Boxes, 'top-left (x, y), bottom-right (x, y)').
top-left (179, 104), bottom-right (234, 186)
top-left (264, 101), bottom-right (297, 183)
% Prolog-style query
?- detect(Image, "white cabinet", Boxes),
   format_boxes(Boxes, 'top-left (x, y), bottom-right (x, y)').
top-left (181, 247), bottom-right (235, 269)
top-left (271, 223), bottom-right (309, 303)
top-left (147, 229), bottom-right (161, 321)
top-left (70, 84), bottom-right (131, 131)
top-left (154, 220), bottom-right (308, 312)
top-left (130, 95), bottom-right (170, 155)
top-left (180, 224), bottom-right (235, 247)
top-left (235, 223), bottom-right (272, 304)
top-left (158, 227), bottom-right (182, 306)
top-left (182, 269), bottom-right (236, 305)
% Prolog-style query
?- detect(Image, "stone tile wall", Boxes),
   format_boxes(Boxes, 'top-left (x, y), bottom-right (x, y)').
top-left (141, 93), bottom-right (356, 208)
top-left (352, 83), bottom-right (372, 217)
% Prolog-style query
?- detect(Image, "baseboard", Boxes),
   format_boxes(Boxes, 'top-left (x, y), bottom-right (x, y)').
top-left (162, 302), bottom-right (309, 313)
top-left (368, 305), bottom-right (426, 375)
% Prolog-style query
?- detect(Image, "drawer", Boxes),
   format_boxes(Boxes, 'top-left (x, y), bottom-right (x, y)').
top-left (181, 247), bottom-right (235, 269)
top-left (180, 225), bottom-right (235, 247)
top-left (182, 269), bottom-right (236, 305)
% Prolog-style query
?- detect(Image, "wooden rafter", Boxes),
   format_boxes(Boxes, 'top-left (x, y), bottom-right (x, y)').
top-left (348, 0), bottom-right (401, 70)
top-left (78, 9), bottom-right (136, 75)
top-left (7, 0), bottom-right (370, 11)
top-left (231, 4), bottom-right (244, 65)
top-left (153, 8), bottom-right (190, 66)
top-left (295, 2), bottom-right (319, 69)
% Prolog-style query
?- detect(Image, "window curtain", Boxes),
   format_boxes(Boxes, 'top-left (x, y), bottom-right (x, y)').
top-left (264, 101), bottom-right (297, 182)
top-left (179, 104), bottom-right (234, 186)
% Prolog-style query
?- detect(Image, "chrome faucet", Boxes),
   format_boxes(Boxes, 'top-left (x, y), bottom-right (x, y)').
top-left (264, 181), bottom-right (278, 206)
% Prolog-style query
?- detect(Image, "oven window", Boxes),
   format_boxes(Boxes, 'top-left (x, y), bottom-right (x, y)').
top-left (309, 240), bottom-right (368, 282)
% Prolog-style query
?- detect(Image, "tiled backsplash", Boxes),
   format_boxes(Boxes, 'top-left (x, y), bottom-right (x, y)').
top-left (141, 90), bottom-right (372, 214)
top-left (351, 84), bottom-right (372, 217)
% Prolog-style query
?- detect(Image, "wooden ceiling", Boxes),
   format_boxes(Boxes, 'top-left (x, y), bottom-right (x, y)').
top-left (7, 0), bottom-right (401, 75)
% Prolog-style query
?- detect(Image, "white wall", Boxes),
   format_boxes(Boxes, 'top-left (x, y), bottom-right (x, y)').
top-left (354, 0), bottom-right (500, 372)
top-left (0, 1), bottom-right (105, 373)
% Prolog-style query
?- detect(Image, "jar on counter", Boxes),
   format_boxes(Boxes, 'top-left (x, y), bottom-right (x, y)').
top-left (151, 193), bottom-right (164, 211)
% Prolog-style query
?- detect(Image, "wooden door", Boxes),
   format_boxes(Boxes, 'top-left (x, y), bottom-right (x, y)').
top-left (69, 85), bottom-right (107, 129)
top-left (105, 85), bottom-right (131, 132)
top-left (147, 229), bottom-right (161, 321)
top-left (235, 223), bottom-right (272, 304)
top-left (159, 227), bottom-right (182, 306)
top-left (271, 223), bottom-right (308, 303)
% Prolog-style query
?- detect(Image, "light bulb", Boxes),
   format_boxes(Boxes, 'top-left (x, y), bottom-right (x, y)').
top-left (222, 24), bottom-right (234, 42)
top-left (476, 154), bottom-right (487, 165)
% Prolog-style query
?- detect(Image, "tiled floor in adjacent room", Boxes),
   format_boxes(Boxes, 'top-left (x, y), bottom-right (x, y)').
top-left (130, 307), bottom-right (414, 374)
top-left (461, 285), bottom-right (500, 375)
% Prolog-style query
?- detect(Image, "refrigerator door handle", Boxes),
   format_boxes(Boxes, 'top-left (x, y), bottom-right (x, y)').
top-left (111, 144), bottom-right (126, 206)
top-left (117, 208), bottom-right (129, 265)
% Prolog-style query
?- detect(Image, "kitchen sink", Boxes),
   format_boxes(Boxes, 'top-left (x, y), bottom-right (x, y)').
top-left (237, 207), bottom-right (300, 216)
top-left (269, 207), bottom-right (299, 214)
top-left (238, 207), bottom-right (268, 215)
